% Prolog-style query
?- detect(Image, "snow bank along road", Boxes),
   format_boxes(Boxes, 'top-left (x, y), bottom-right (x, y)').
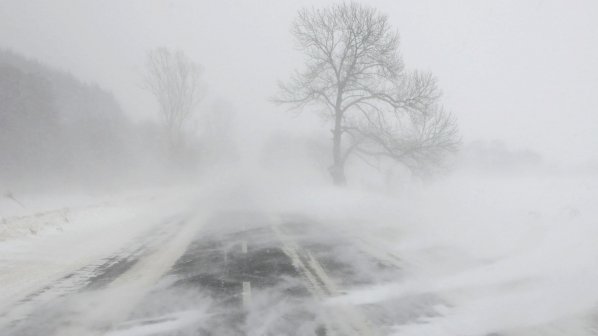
top-left (1, 208), bottom-right (441, 335)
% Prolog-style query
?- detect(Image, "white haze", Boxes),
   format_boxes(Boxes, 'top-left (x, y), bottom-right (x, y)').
top-left (1, 1), bottom-right (598, 336)
top-left (1, 0), bottom-right (597, 166)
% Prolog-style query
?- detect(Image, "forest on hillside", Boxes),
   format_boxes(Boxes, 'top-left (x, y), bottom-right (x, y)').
top-left (0, 50), bottom-right (202, 193)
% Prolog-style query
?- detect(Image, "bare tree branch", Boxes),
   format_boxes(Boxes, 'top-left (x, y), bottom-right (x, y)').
top-left (274, 2), bottom-right (459, 184)
top-left (143, 48), bottom-right (205, 152)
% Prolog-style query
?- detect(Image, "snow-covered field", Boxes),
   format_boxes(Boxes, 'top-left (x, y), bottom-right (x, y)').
top-left (1, 191), bottom-right (159, 241)
top-left (388, 174), bottom-right (598, 335)
top-left (263, 172), bottom-right (598, 335)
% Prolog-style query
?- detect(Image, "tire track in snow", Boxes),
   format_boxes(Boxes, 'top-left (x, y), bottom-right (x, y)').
top-left (0, 218), bottom-right (177, 332)
top-left (54, 214), bottom-right (205, 336)
top-left (1, 213), bottom-right (204, 336)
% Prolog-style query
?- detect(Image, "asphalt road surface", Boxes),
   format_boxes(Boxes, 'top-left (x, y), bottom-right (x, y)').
top-left (1, 210), bottom-right (441, 336)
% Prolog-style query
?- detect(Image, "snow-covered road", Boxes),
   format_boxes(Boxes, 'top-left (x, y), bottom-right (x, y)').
top-left (1, 196), bottom-right (440, 336)
top-left (2, 174), bottom-right (598, 335)
top-left (0, 190), bottom-right (203, 334)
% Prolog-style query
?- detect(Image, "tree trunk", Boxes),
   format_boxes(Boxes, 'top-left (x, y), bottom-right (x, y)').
top-left (330, 163), bottom-right (346, 185)
top-left (330, 111), bottom-right (346, 186)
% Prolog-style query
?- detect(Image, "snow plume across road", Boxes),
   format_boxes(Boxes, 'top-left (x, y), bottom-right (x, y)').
top-left (270, 173), bottom-right (598, 336)
top-left (2, 169), bottom-right (598, 336)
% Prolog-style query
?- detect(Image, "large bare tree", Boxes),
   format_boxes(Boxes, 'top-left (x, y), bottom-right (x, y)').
top-left (144, 48), bottom-right (204, 153)
top-left (275, 2), bottom-right (459, 185)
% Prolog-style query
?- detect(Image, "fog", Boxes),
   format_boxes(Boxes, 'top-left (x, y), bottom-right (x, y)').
top-left (1, 1), bottom-right (598, 335)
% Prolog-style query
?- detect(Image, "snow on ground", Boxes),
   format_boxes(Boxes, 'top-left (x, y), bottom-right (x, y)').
top-left (0, 186), bottom-right (200, 320)
top-left (1, 191), bottom-right (144, 241)
top-left (261, 171), bottom-right (598, 335)
top-left (3, 167), bottom-right (597, 335)
top-left (386, 174), bottom-right (598, 336)
top-left (105, 309), bottom-right (208, 336)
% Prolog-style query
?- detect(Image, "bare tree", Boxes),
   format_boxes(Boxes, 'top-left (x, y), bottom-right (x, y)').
top-left (143, 48), bottom-right (204, 153)
top-left (274, 2), bottom-right (459, 185)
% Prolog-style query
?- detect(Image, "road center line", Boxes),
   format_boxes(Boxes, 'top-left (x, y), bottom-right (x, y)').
top-left (271, 223), bottom-right (378, 336)
top-left (242, 281), bottom-right (252, 308)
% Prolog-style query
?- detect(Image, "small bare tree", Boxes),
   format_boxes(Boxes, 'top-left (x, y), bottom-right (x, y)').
top-left (143, 48), bottom-right (204, 153)
top-left (275, 2), bottom-right (459, 185)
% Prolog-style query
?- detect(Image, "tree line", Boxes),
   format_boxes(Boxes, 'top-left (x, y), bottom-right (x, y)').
top-left (0, 49), bottom-right (197, 193)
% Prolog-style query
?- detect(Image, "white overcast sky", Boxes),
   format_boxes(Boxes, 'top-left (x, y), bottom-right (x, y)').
top-left (0, 0), bottom-right (597, 165)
